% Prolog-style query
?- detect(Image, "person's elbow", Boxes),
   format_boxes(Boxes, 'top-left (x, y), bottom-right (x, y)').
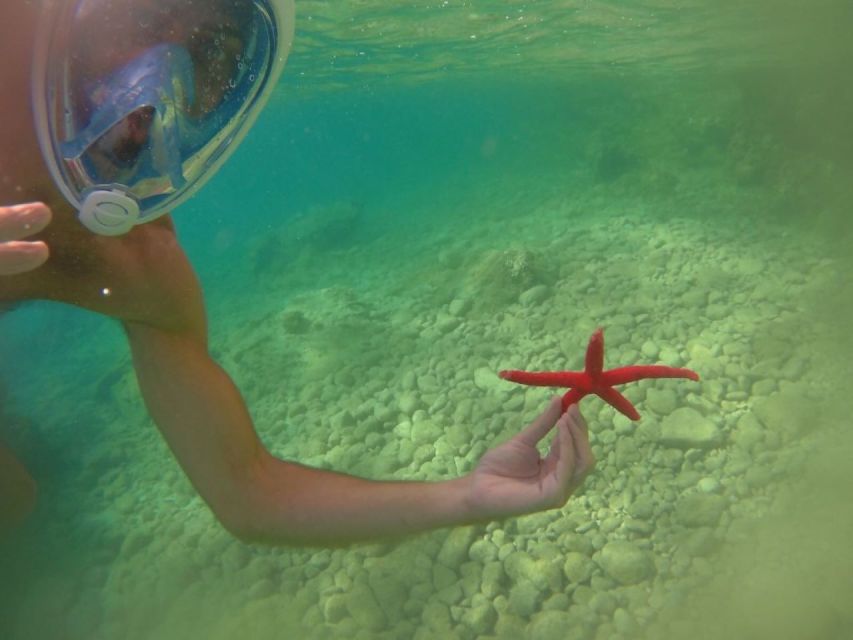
top-left (204, 456), bottom-right (297, 546)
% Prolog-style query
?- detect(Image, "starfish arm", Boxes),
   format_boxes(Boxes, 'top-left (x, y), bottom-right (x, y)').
top-left (585, 328), bottom-right (605, 378)
top-left (603, 365), bottom-right (700, 386)
top-left (499, 370), bottom-right (589, 388)
top-left (561, 388), bottom-right (587, 412)
top-left (595, 386), bottom-right (642, 421)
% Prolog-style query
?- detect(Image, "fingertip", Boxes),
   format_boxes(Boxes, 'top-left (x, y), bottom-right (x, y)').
top-left (27, 203), bottom-right (52, 231)
top-left (19, 242), bottom-right (50, 270)
top-left (0, 245), bottom-right (48, 275)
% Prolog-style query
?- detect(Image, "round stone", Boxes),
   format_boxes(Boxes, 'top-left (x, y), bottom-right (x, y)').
top-left (597, 541), bottom-right (656, 585)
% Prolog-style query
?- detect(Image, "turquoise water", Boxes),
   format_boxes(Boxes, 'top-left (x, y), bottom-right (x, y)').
top-left (2, 2), bottom-right (853, 639)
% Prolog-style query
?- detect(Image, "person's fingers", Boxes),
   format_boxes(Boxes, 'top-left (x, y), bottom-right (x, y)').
top-left (0, 241), bottom-right (49, 275)
top-left (554, 410), bottom-right (575, 475)
top-left (517, 396), bottom-right (564, 446)
top-left (567, 405), bottom-right (595, 483)
top-left (539, 410), bottom-right (579, 507)
top-left (0, 203), bottom-right (51, 242)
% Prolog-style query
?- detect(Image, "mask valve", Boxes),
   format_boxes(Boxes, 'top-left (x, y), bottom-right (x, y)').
top-left (78, 188), bottom-right (140, 235)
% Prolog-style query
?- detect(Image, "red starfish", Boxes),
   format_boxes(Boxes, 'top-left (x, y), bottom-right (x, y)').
top-left (499, 327), bottom-right (700, 420)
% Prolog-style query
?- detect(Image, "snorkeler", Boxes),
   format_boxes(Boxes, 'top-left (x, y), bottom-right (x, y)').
top-left (0, 0), bottom-right (595, 544)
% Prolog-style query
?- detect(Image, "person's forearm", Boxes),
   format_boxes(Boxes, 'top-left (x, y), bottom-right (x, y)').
top-left (244, 456), bottom-right (479, 545)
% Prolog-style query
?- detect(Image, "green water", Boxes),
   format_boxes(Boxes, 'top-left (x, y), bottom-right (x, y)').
top-left (2, 1), bottom-right (852, 639)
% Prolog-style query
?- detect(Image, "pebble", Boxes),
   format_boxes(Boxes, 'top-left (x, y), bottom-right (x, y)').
top-left (344, 583), bottom-right (386, 631)
top-left (507, 581), bottom-right (540, 617)
top-left (448, 298), bottom-right (471, 316)
top-left (698, 476), bottom-right (721, 494)
top-left (519, 284), bottom-right (551, 306)
top-left (461, 601), bottom-right (497, 635)
top-left (596, 541), bottom-right (656, 585)
top-left (474, 367), bottom-right (504, 392)
top-left (640, 340), bottom-right (659, 359)
top-left (656, 407), bottom-right (723, 449)
top-left (563, 551), bottom-right (595, 584)
top-left (613, 607), bottom-right (639, 635)
top-left (646, 388), bottom-right (677, 415)
top-left (674, 493), bottom-right (727, 527)
top-left (438, 527), bottom-right (478, 568)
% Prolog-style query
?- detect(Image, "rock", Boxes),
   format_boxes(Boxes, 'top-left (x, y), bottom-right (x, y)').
top-left (448, 298), bottom-right (471, 317)
top-left (417, 374), bottom-right (439, 393)
top-left (469, 538), bottom-right (498, 563)
top-left (401, 370), bottom-right (417, 391)
top-left (495, 611), bottom-right (527, 638)
top-left (674, 493), bottom-right (727, 527)
top-left (745, 465), bottom-right (773, 490)
top-left (435, 313), bottom-right (461, 334)
top-left (597, 541), bottom-right (656, 585)
top-left (641, 340), bottom-right (659, 359)
top-left (613, 607), bottom-right (639, 635)
top-left (732, 412), bottom-right (764, 451)
top-left (344, 583), bottom-right (386, 631)
top-left (624, 518), bottom-right (654, 536)
top-left (481, 561), bottom-right (505, 598)
top-left (437, 526), bottom-right (477, 568)
top-left (505, 551), bottom-right (563, 592)
top-left (646, 388), bottom-right (677, 415)
top-left (248, 578), bottom-right (276, 600)
top-left (519, 285), bottom-right (550, 307)
top-left (563, 551), bottom-right (595, 584)
top-left (504, 550), bottom-right (537, 582)
top-left (751, 378), bottom-right (777, 396)
top-left (528, 610), bottom-right (573, 640)
top-left (589, 591), bottom-right (618, 615)
top-left (368, 570), bottom-right (407, 624)
top-left (560, 531), bottom-right (595, 555)
top-left (432, 564), bottom-right (456, 590)
top-left (421, 600), bottom-right (453, 634)
top-left (220, 542), bottom-right (251, 572)
top-left (542, 592), bottom-right (571, 611)
top-left (473, 367), bottom-right (504, 392)
top-left (656, 407), bottom-right (722, 449)
top-left (628, 495), bottom-right (656, 520)
top-left (529, 609), bottom-right (594, 640)
top-left (323, 593), bottom-right (349, 623)
top-left (508, 581), bottom-right (541, 617)
top-left (398, 392), bottom-right (422, 415)
top-left (444, 422), bottom-right (471, 449)
top-left (411, 419), bottom-right (442, 445)
top-left (677, 527), bottom-right (719, 557)
top-left (659, 346), bottom-right (681, 363)
top-left (461, 601), bottom-right (497, 635)
top-left (613, 413), bottom-right (635, 435)
top-left (752, 386), bottom-right (814, 437)
top-left (697, 476), bottom-right (721, 494)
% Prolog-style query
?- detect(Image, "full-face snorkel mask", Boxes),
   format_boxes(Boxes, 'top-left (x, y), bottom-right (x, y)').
top-left (32, 0), bottom-right (295, 235)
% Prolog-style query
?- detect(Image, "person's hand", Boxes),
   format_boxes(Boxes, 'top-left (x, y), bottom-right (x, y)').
top-left (0, 202), bottom-right (51, 275)
top-left (467, 397), bottom-right (595, 519)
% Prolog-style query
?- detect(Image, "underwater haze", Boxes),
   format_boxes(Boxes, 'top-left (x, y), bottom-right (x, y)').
top-left (2, 1), bottom-right (853, 639)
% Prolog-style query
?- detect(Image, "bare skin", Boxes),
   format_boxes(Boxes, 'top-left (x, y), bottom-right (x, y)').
top-left (0, 3), bottom-right (595, 545)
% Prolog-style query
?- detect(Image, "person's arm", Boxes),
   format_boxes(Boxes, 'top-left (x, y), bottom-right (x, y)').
top-left (124, 322), bottom-right (594, 546)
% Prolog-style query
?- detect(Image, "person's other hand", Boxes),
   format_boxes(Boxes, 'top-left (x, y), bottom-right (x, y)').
top-left (467, 397), bottom-right (595, 520)
top-left (0, 202), bottom-right (51, 275)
